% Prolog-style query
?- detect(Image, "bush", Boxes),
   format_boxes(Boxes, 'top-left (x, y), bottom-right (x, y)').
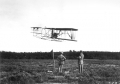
top-left (0, 71), bottom-right (35, 84)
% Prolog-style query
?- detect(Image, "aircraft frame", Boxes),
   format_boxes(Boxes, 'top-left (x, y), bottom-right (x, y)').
top-left (31, 27), bottom-right (78, 42)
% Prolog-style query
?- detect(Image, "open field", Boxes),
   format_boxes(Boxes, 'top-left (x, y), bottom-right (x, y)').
top-left (1, 59), bottom-right (120, 84)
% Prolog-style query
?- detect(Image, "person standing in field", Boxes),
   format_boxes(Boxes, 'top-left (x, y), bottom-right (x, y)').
top-left (78, 50), bottom-right (84, 73)
top-left (57, 52), bottom-right (66, 73)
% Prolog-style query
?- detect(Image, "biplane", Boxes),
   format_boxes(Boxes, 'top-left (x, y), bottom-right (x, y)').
top-left (31, 27), bottom-right (78, 41)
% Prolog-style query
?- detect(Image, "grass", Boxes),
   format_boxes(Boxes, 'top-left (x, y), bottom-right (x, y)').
top-left (0, 59), bottom-right (120, 84)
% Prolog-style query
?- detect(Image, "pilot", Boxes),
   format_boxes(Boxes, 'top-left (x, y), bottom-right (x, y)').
top-left (78, 50), bottom-right (84, 73)
top-left (53, 33), bottom-right (58, 38)
top-left (57, 52), bottom-right (66, 73)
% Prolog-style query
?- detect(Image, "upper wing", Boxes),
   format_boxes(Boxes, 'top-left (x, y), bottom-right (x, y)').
top-left (44, 28), bottom-right (78, 31)
top-left (31, 27), bottom-right (78, 31)
top-left (31, 27), bottom-right (42, 30)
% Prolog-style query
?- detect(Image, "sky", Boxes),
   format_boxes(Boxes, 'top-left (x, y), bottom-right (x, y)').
top-left (0, 0), bottom-right (120, 52)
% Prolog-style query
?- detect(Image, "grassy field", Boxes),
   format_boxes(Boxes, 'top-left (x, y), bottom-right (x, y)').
top-left (0, 59), bottom-right (120, 84)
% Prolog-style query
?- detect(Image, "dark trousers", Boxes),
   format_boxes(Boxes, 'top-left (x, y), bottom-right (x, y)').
top-left (58, 64), bottom-right (63, 73)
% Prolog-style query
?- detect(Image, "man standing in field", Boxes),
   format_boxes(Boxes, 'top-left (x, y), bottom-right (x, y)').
top-left (57, 52), bottom-right (66, 73)
top-left (78, 50), bottom-right (84, 73)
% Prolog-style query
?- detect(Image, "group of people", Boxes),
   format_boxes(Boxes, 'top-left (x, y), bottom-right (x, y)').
top-left (57, 51), bottom-right (84, 73)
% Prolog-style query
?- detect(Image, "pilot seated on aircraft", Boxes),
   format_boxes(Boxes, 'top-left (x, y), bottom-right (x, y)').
top-left (52, 33), bottom-right (58, 38)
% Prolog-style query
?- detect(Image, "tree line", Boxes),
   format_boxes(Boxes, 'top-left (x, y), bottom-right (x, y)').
top-left (0, 50), bottom-right (120, 60)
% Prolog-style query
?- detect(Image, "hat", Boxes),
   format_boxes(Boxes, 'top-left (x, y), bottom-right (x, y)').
top-left (80, 50), bottom-right (83, 54)
top-left (80, 50), bottom-right (82, 53)
top-left (60, 52), bottom-right (63, 54)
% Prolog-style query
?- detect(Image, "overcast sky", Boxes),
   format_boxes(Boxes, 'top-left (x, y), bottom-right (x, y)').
top-left (0, 0), bottom-right (120, 52)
